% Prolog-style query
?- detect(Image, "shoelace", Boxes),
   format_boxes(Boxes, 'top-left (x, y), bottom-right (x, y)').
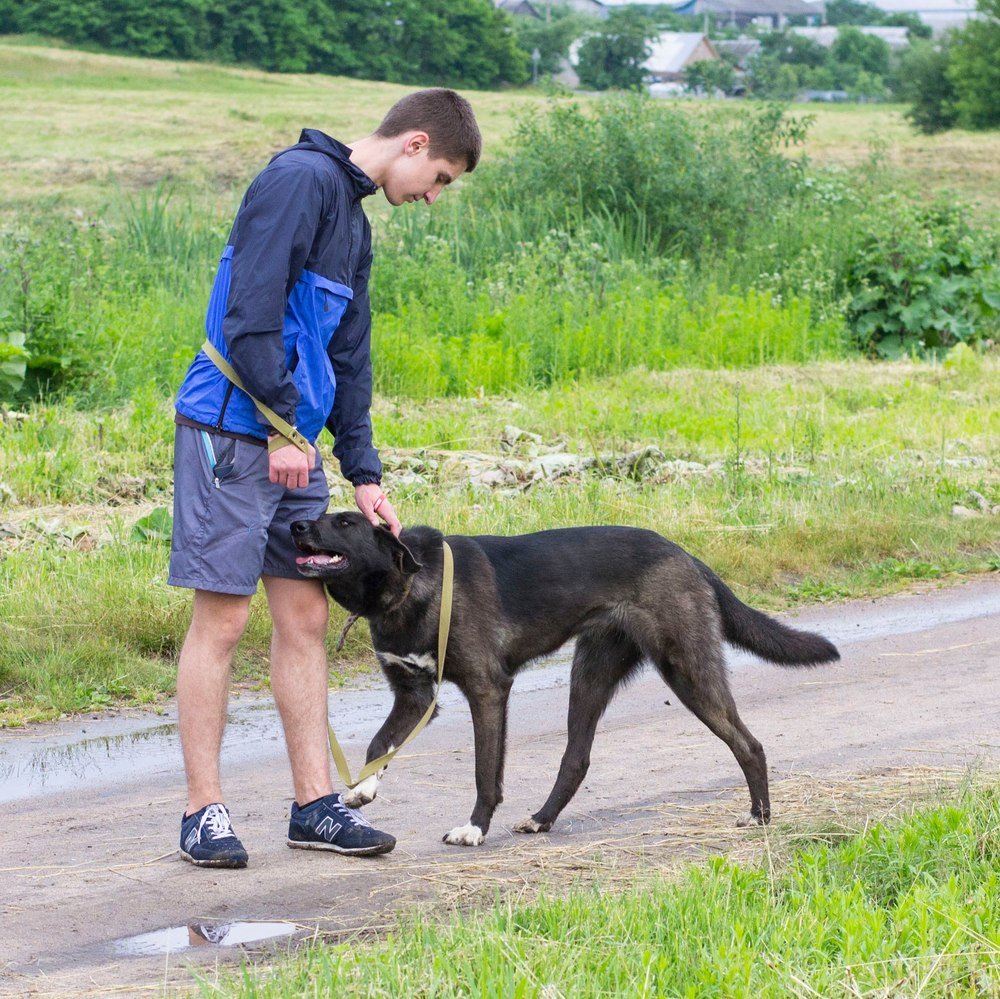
top-left (199, 804), bottom-right (237, 842)
top-left (332, 798), bottom-right (372, 829)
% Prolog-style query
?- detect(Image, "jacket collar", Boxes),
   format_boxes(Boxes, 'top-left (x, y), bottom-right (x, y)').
top-left (291, 128), bottom-right (378, 199)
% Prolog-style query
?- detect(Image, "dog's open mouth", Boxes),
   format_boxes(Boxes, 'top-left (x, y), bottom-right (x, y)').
top-left (294, 551), bottom-right (350, 574)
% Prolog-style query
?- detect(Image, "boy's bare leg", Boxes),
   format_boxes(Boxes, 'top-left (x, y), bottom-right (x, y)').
top-left (177, 589), bottom-right (252, 816)
top-left (263, 574), bottom-right (334, 806)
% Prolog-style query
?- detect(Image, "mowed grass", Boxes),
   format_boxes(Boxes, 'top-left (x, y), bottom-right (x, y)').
top-left (3, 41), bottom-right (1000, 217)
top-left (1, 359), bottom-right (997, 724)
top-left (214, 778), bottom-right (1000, 997)
top-left (0, 39), bottom-right (536, 216)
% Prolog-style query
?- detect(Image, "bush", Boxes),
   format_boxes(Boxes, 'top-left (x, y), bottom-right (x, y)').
top-left (896, 39), bottom-right (959, 134)
top-left (465, 95), bottom-right (809, 261)
top-left (845, 198), bottom-right (1000, 357)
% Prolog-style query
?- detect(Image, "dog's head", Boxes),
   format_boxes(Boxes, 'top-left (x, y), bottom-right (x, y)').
top-left (290, 510), bottom-right (422, 615)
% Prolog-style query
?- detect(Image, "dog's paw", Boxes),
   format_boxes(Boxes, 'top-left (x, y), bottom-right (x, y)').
top-left (512, 816), bottom-right (551, 834)
top-left (341, 772), bottom-right (381, 809)
top-left (736, 811), bottom-right (768, 828)
top-left (442, 823), bottom-right (485, 847)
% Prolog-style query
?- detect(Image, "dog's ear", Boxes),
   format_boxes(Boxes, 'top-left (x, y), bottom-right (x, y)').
top-left (375, 526), bottom-right (422, 575)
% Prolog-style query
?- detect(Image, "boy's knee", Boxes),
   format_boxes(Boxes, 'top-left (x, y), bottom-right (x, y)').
top-left (293, 599), bottom-right (331, 642)
top-left (190, 592), bottom-right (251, 648)
top-left (272, 591), bottom-right (330, 645)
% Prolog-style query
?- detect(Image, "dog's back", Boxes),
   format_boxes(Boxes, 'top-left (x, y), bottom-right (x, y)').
top-left (453, 526), bottom-right (697, 667)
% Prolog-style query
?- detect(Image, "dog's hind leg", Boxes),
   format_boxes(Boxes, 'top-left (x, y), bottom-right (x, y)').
top-left (655, 652), bottom-right (771, 826)
top-left (443, 669), bottom-right (513, 846)
top-left (515, 629), bottom-right (641, 835)
top-left (342, 673), bottom-right (435, 808)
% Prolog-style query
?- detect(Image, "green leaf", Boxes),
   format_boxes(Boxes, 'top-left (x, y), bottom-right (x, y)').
top-left (0, 329), bottom-right (27, 400)
top-left (131, 506), bottom-right (173, 544)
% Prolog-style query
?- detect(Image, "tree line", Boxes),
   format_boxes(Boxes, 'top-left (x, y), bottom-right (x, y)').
top-left (0, 0), bottom-right (530, 89)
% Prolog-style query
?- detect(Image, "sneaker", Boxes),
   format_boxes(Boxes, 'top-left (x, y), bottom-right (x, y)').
top-left (287, 793), bottom-right (396, 856)
top-left (180, 803), bottom-right (249, 868)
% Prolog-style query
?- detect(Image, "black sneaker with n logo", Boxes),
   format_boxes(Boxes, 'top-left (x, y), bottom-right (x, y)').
top-left (287, 793), bottom-right (395, 856)
top-left (180, 803), bottom-right (249, 868)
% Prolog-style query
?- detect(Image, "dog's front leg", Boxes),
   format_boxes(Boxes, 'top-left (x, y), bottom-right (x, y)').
top-left (342, 673), bottom-right (435, 809)
top-left (443, 676), bottom-right (512, 847)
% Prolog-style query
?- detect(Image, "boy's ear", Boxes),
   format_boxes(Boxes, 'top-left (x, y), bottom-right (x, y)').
top-left (404, 130), bottom-right (430, 156)
top-left (375, 525), bottom-right (422, 575)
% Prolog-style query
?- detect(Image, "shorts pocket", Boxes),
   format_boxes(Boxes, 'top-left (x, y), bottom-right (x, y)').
top-left (198, 431), bottom-right (257, 485)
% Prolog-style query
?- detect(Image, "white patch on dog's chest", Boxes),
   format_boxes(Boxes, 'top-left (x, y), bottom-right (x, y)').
top-left (376, 651), bottom-right (437, 675)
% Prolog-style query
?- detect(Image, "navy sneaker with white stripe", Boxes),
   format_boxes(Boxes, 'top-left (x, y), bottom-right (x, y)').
top-left (287, 793), bottom-right (396, 856)
top-left (180, 803), bottom-right (249, 868)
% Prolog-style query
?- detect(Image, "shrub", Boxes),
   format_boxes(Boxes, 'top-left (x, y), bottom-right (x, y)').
top-left (450, 95), bottom-right (809, 262)
top-left (845, 198), bottom-right (1000, 357)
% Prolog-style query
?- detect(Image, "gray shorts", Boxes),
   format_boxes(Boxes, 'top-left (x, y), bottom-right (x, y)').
top-left (168, 424), bottom-right (330, 595)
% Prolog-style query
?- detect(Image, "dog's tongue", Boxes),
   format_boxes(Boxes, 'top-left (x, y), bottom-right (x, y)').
top-left (295, 554), bottom-right (341, 566)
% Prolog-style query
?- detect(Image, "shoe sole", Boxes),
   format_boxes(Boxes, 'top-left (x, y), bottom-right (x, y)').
top-left (180, 849), bottom-right (248, 869)
top-left (286, 837), bottom-right (395, 856)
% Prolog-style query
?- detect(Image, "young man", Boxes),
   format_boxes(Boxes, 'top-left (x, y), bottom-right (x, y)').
top-left (168, 89), bottom-right (481, 867)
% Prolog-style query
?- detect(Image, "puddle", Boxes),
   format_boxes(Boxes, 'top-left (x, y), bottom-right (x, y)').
top-left (0, 701), bottom-right (288, 805)
top-left (112, 920), bottom-right (297, 955)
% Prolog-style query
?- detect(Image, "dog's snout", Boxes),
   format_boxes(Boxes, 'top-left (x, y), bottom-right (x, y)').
top-left (290, 521), bottom-right (310, 536)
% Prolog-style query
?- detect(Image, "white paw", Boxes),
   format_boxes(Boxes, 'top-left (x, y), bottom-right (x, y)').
top-left (341, 772), bottom-right (381, 809)
top-left (443, 823), bottom-right (485, 846)
top-left (512, 817), bottom-right (545, 834)
top-left (736, 811), bottom-right (766, 827)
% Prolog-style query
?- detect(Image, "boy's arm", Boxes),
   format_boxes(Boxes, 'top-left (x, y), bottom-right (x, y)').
top-left (223, 161), bottom-right (324, 428)
top-left (325, 247), bottom-right (383, 486)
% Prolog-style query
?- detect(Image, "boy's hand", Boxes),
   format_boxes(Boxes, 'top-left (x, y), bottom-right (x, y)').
top-left (356, 482), bottom-right (402, 537)
top-left (268, 440), bottom-right (317, 489)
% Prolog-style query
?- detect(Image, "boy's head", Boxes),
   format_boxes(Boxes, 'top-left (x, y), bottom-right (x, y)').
top-left (375, 89), bottom-right (481, 174)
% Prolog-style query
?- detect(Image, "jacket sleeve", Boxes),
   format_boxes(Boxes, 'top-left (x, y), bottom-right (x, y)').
top-left (223, 159), bottom-right (326, 429)
top-left (326, 245), bottom-right (382, 485)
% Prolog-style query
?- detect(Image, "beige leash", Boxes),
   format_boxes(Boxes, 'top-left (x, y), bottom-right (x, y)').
top-left (328, 541), bottom-right (454, 788)
top-left (201, 340), bottom-right (311, 455)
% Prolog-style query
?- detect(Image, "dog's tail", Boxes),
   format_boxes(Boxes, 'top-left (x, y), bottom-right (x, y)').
top-left (695, 559), bottom-right (840, 667)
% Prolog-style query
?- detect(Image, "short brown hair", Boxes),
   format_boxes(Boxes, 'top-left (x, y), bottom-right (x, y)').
top-left (376, 89), bottom-right (482, 173)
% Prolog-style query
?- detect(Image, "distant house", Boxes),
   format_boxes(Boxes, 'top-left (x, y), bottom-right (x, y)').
top-left (644, 32), bottom-right (721, 82)
top-left (497, 0), bottom-right (607, 16)
top-left (669, 0), bottom-right (824, 29)
top-left (496, 0), bottom-right (544, 16)
top-left (714, 36), bottom-right (762, 69)
top-left (867, 0), bottom-right (977, 33)
top-left (791, 24), bottom-right (912, 48)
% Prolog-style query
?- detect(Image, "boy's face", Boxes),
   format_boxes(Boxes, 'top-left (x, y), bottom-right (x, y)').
top-left (382, 133), bottom-right (465, 207)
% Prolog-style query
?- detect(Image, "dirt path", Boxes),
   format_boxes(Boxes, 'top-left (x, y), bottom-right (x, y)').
top-left (2, 576), bottom-right (999, 997)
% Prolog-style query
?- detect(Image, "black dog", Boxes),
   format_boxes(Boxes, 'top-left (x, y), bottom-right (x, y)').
top-left (292, 511), bottom-right (839, 846)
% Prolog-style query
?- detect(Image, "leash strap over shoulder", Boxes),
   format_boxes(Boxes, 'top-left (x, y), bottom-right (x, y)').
top-left (200, 339), bottom-right (311, 456)
top-left (328, 540), bottom-right (454, 789)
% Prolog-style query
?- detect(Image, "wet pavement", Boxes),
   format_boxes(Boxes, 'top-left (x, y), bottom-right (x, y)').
top-left (3, 577), bottom-right (997, 809)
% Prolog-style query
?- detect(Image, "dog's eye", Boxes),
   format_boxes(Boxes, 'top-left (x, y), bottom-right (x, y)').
top-left (336, 518), bottom-right (351, 529)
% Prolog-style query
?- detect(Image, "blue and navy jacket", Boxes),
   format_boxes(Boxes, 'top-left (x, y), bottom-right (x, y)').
top-left (175, 129), bottom-right (382, 485)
